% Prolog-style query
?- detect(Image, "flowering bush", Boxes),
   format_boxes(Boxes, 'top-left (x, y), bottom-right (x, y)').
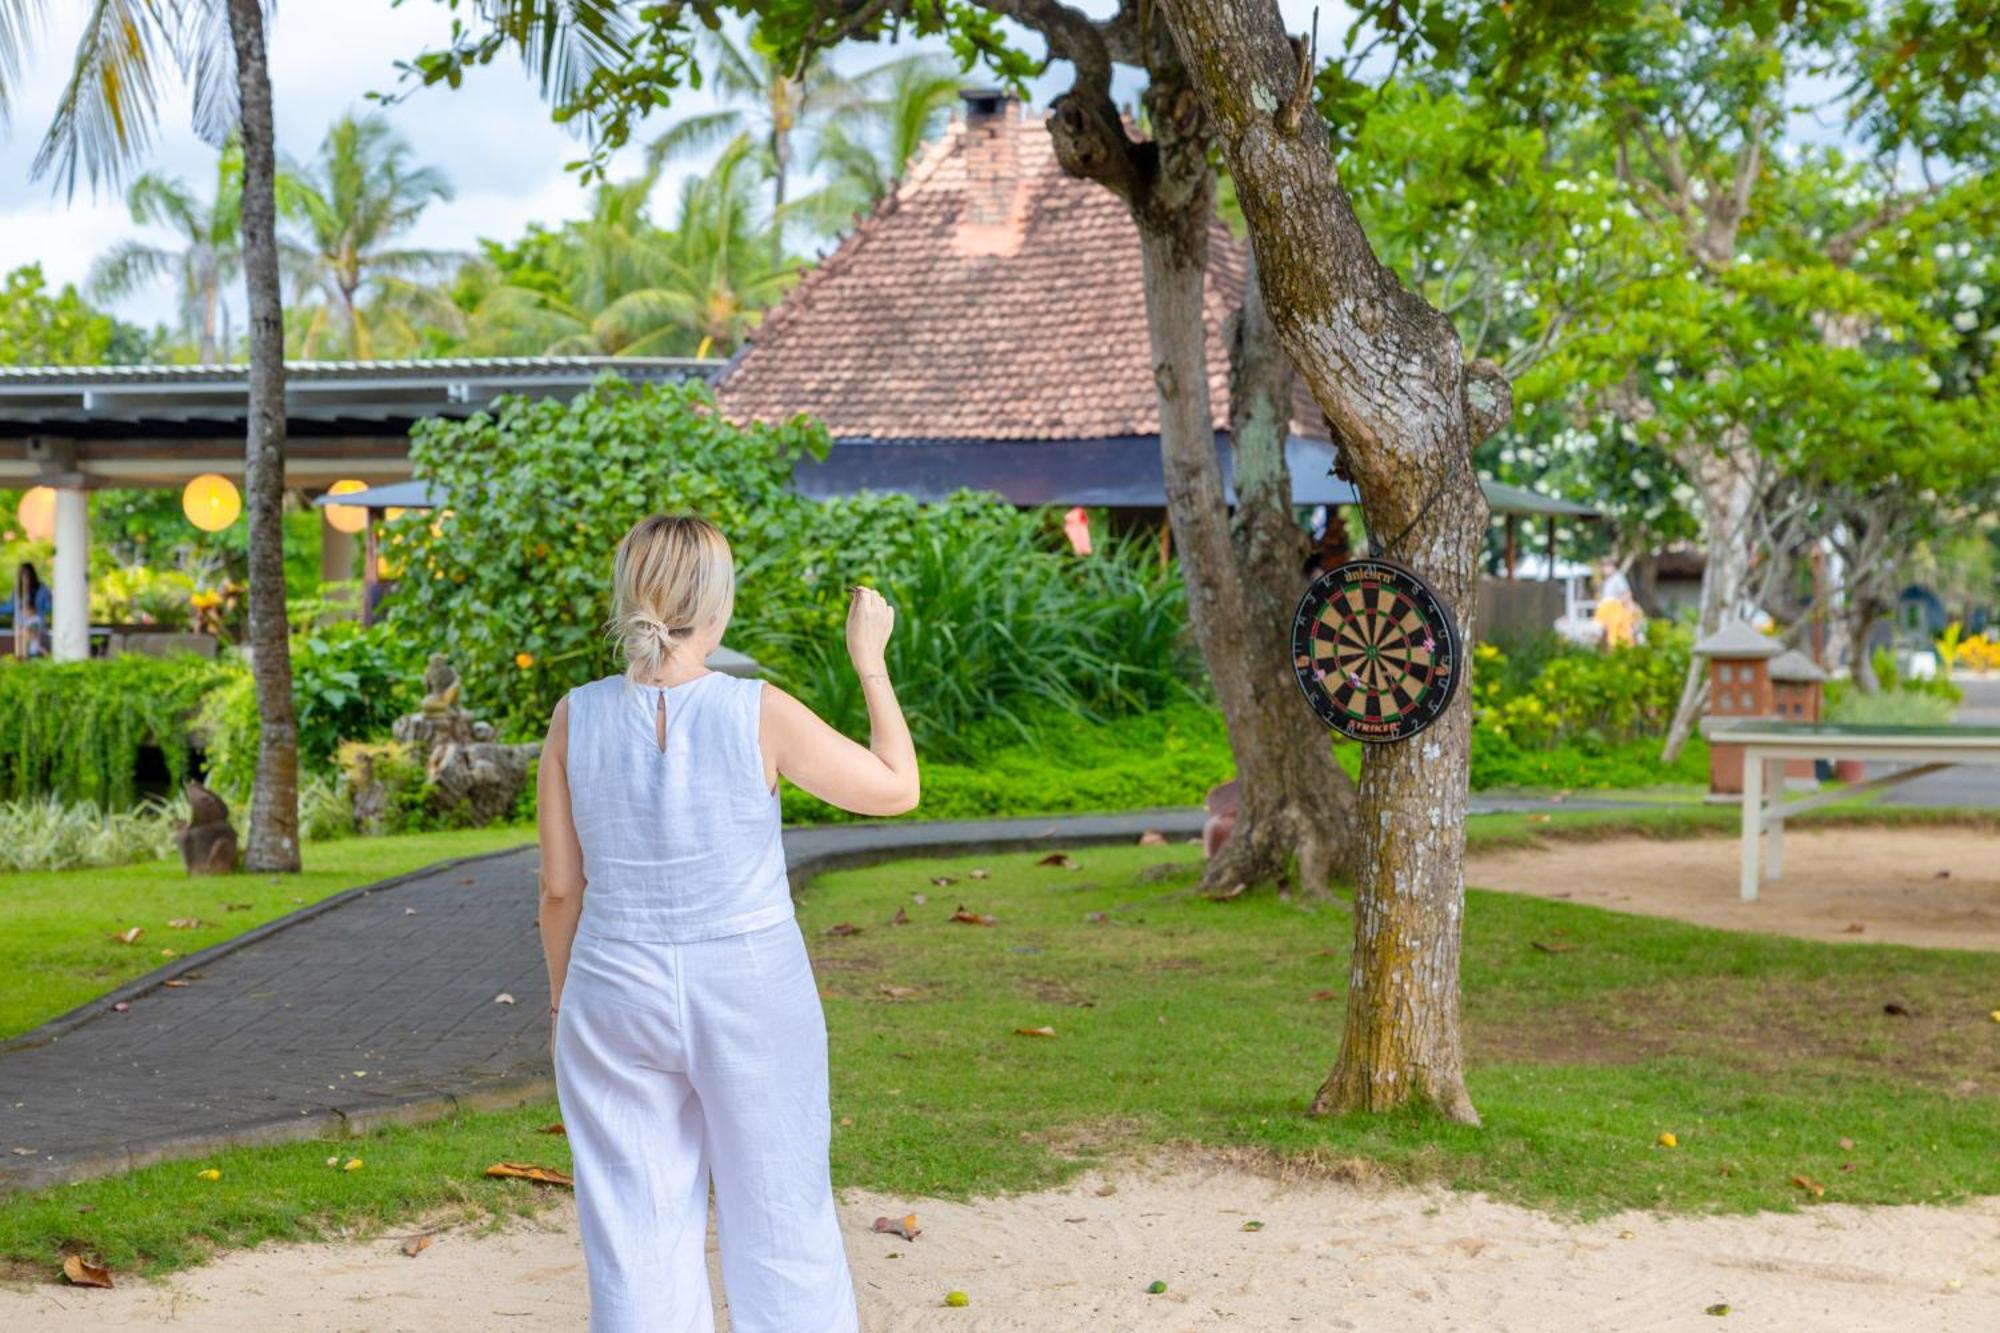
top-left (1473, 625), bottom-right (1692, 751)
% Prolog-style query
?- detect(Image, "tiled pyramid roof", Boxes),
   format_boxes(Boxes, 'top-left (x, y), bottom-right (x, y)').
top-left (716, 102), bottom-right (1325, 444)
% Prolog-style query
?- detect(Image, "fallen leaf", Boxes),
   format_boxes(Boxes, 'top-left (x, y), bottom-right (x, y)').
top-left (890, 906), bottom-right (910, 926)
top-left (1883, 1002), bottom-right (1915, 1018)
top-left (929, 875), bottom-right (956, 887)
top-left (1706, 1303), bottom-right (1731, 1317)
top-left (1531, 940), bottom-right (1578, 954)
top-left (872, 1213), bottom-right (921, 1240)
top-left (1790, 1174), bottom-right (1826, 1198)
top-left (1308, 989), bottom-right (1339, 1002)
top-left (111, 1002), bottom-right (129, 1013)
top-left (911, 892), bottom-right (928, 905)
top-left (196, 1168), bottom-right (221, 1181)
top-left (1989, 1011), bottom-right (2000, 1024)
top-left (968, 869), bottom-right (990, 880)
top-left (484, 1162), bottom-right (573, 1188)
top-left (1935, 868), bottom-right (1951, 879)
top-left (401, 1234), bottom-right (433, 1258)
top-left (494, 993), bottom-right (516, 1005)
top-left (458, 876), bottom-right (476, 886)
top-left (950, 905), bottom-right (997, 926)
top-left (1015, 1026), bottom-right (1057, 1038)
top-left (538, 1123), bottom-right (566, 1136)
top-left (159, 948), bottom-right (177, 958)
top-left (405, 908), bottom-right (419, 916)
top-left (110, 927), bottom-right (143, 945)
top-left (1838, 1136), bottom-right (1854, 1151)
top-left (1841, 922), bottom-right (1865, 934)
top-left (1137, 830), bottom-right (1167, 846)
top-left (8, 1146), bottom-right (32, 1156)
top-left (1085, 911), bottom-right (1110, 925)
top-left (825, 922), bottom-right (864, 937)
top-left (344, 1158), bottom-right (364, 1172)
top-left (1034, 853), bottom-right (1079, 870)
top-left (162, 979), bottom-right (190, 989)
top-left (1241, 1220), bottom-right (1265, 1231)
top-left (61, 1254), bottom-right (112, 1289)
top-left (167, 918), bottom-right (204, 930)
top-left (1658, 1132), bottom-right (1679, 1149)
top-left (879, 985), bottom-right (920, 1000)
top-left (1527, 813), bottom-right (1552, 824)
top-left (222, 902), bottom-right (252, 912)
top-left (1096, 1183), bottom-right (1118, 1197)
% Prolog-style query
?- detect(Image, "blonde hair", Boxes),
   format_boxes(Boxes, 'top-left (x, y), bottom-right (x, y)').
top-left (611, 514), bottom-right (735, 681)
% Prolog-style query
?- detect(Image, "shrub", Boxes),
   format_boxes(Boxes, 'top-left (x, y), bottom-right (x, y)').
top-left (1824, 687), bottom-right (1958, 727)
top-left (0, 655), bottom-right (230, 808)
top-left (0, 795), bottom-right (178, 870)
top-left (1473, 625), bottom-right (1691, 751)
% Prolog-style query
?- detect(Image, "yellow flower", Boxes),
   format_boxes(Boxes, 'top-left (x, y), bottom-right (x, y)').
top-left (1657, 1131), bottom-right (1678, 1149)
top-left (515, 652), bottom-right (535, 670)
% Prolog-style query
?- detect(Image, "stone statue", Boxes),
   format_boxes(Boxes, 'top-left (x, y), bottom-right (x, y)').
top-left (174, 777), bottom-right (238, 875)
top-left (420, 653), bottom-right (462, 716)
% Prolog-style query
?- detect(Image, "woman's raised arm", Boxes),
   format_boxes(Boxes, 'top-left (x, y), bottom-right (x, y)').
top-left (760, 586), bottom-right (919, 817)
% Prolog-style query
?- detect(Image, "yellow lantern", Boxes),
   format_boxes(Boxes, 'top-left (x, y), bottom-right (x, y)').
top-left (182, 474), bottom-right (242, 532)
top-left (17, 486), bottom-right (56, 542)
top-left (322, 479), bottom-right (369, 535)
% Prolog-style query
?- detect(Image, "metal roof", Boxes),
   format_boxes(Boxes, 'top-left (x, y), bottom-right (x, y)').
top-left (1693, 621), bottom-right (1784, 658)
top-left (1479, 479), bottom-right (1601, 519)
top-left (310, 479), bottom-right (441, 509)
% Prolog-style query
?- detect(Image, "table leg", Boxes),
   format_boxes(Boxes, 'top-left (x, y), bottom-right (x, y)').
top-left (1740, 749), bottom-right (1763, 903)
top-left (1765, 757), bottom-right (1784, 882)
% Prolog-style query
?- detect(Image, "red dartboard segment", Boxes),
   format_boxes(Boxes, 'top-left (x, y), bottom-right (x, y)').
top-left (1289, 557), bottom-right (1463, 744)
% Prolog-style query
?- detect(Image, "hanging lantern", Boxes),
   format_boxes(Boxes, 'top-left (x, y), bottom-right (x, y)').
top-left (17, 486), bottom-right (56, 542)
top-left (322, 479), bottom-right (369, 535)
top-left (182, 474), bottom-right (242, 532)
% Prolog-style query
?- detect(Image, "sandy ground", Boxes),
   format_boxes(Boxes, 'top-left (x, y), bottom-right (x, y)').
top-left (2, 1160), bottom-right (1995, 1332)
top-left (1464, 826), bottom-right (2000, 951)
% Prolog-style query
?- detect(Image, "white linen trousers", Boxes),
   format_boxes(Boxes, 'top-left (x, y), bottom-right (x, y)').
top-left (554, 671), bottom-right (859, 1333)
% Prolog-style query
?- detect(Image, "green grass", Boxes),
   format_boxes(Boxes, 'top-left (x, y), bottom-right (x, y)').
top-left (0, 825), bottom-right (531, 1040)
top-left (5, 823), bottom-right (1995, 1279)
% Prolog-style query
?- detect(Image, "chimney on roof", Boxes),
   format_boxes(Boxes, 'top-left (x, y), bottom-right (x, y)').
top-left (955, 87), bottom-right (1026, 255)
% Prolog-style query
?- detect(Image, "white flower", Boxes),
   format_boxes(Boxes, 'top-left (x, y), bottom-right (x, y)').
top-left (1632, 470), bottom-right (1652, 489)
top-left (1935, 242), bottom-right (1954, 261)
top-left (1954, 310), bottom-right (1979, 331)
top-left (1655, 358), bottom-right (1678, 376)
top-left (1957, 241), bottom-right (1972, 258)
top-left (1955, 283), bottom-right (1983, 306)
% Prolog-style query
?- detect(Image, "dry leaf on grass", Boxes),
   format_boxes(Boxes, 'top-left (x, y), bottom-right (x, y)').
top-left (484, 1162), bottom-right (574, 1188)
top-left (968, 868), bottom-right (990, 880)
top-left (825, 922), bottom-right (864, 937)
top-left (1841, 922), bottom-right (1866, 934)
top-left (912, 892), bottom-right (928, 905)
top-left (929, 875), bottom-right (956, 887)
top-left (1531, 940), bottom-right (1578, 954)
top-left (8, 1146), bottom-right (31, 1156)
top-left (950, 906), bottom-right (997, 926)
top-left (162, 979), bottom-right (190, 989)
top-left (538, 1122), bottom-right (567, 1136)
top-left (1034, 853), bottom-right (1079, 870)
top-left (1882, 1002), bottom-right (1915, 1018)
top-left (401, 1234), bottom-right (433, 1258)
top-left (1085, 911), bottom-right (1109, 925)
top-left (1014, 1026), bottom-right (1057, 1038)
top-left (166, 918), bottom-right (205, 930)
top-left (222, 901), bottom-right (253, 912)
top-left (1137, 830), bottom-right (1167, 846)
top-left (61, 1254), bottom-right (112, 1288)
top-left (890, 906), bottom-right (910, 926)
top-left (1790, 1174), bottom-right (1826, 1198)
top-left (1308, 989), bottom-right (1339, 1002)
top-left (110, 928), bottom-right (143, 945)
top-left (879, 985), bottom-right (920, 1000)
top-left (872, 1213), bottom-right (921, 1241)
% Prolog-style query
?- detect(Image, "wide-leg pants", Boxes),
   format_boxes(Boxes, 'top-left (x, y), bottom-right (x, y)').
top-left (554, 916), bottom-right (860, 1333)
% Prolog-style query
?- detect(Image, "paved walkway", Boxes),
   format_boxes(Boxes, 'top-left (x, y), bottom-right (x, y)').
top-left (0, 811), bottom-right (1206, 1192)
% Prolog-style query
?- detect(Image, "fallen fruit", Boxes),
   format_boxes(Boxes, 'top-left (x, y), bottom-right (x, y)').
top-left (61, 1254), bottom-right (113, 1288)
top-left (1658, 1132), bottom-right (1679, 1148)
top-left (344, 1158), bottom-right (364, 1172)
top-left (944, 1290), bottom-right (969, 1308)
top-left (196, 1168), bottom-right (221, 1181)
top-left (402, 1234), bottom-right (433, 1258)
top-left (1146, 1280), bottom-right (1168, 1294)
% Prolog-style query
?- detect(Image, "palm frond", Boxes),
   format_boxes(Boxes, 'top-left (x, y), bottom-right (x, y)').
top-left (86, 238), bottom-right (171, 301)
top-left (485, 0), bottom-right (634, 109)
top-left (643, 107), bottom-right (746, 172)
top-left (0, 0), bottom-right (46, 124)
top-left (33, 0), bottom-right (175, 195)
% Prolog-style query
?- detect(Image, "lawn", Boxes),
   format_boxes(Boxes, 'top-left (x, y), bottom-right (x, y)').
top-left (0, 826), bottom-right (531, 1040)
top-left (3, 821), bottom-right (1994, 1280)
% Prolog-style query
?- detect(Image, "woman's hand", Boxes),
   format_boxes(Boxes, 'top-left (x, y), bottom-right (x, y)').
top-left (846, 585), bottom-right (895, 674)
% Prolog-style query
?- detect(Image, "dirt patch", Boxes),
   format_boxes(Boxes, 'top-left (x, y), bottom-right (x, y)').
top-left (1466, 827), bottom-right (2000, 952)
top-left (8, 1163), bottom-right (1992, 1331)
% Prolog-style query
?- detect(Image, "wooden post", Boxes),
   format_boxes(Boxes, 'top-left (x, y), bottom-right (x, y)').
top-left (1503, 518), bottom-right (1517, 580)
top-left (1544, 515), bottom-right (1557, 580)
top-left (362, 512), bottom-right (380, 628)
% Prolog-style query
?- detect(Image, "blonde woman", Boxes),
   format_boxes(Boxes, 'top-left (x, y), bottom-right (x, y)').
top-left (538, 514), bottom-right (918, 1332)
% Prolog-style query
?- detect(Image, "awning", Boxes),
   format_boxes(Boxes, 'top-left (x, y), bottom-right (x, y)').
top-left (1480, 480), bottom-right (1600, 519)
top-left (310, 479), bottom-right (441, 510)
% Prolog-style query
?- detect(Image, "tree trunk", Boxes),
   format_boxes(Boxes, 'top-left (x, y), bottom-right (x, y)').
top-left (1848, 606), bottom-right (1882, 692)
top-left (1662, 441), bottom-right (1758, 762)
top-left (1211, 245), bottom-right (1356, 896)
top-left (1160, 0), bottom-right (1506, 1124)
top-left (229, 0), bottom-right (301, 873)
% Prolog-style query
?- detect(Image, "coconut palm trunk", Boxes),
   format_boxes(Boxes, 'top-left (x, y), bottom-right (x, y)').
top-left (228, 0), bottom-right (300, 871)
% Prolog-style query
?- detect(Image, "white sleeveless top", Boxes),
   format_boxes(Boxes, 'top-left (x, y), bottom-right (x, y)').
top-left (564, 671), bottom-right (793, 943)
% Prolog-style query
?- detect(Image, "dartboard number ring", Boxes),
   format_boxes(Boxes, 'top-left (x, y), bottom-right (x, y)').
top-left (1290, 558), bottom-right (1463, 744)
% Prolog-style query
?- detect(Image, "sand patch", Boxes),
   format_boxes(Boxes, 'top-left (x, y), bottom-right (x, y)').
top-left (2, 1162), bottom-right (1992, 1331)
top-left (1466, 827), bottom-right (2000, 951)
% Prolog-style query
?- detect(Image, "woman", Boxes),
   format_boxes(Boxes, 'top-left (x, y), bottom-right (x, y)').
top-left (538, 514), bottom-right (918, 1332)
top-left (3, 563), bottom-right (51, 659)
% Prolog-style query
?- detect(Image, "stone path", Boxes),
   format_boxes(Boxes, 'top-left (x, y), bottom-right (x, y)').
top-left (0, 810), bottom-right (1208, 1192)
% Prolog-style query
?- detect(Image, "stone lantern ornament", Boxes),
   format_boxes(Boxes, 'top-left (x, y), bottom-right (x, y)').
top-left (1693, 621), bottom-right (1781, 797)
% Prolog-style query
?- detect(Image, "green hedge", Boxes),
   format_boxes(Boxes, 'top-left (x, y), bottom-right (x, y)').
top-left (0, 656), bottom-right (231, 809)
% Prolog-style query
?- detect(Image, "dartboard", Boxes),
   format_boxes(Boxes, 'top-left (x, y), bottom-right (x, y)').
top-left (1290, 558), bottom-right (1462, 744)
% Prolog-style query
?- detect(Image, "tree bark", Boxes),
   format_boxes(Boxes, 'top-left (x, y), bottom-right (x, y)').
top-left (229, 0), bottom-right (301, 872)
top-left (1159, 0), bottom-right (1501, 1123)
top-left (1662, 438), bottom-right (1759, 762)
top-left (1209, 245), bottom-right (1356, 897)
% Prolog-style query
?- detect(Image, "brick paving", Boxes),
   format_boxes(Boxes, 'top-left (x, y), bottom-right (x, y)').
top-left (0, 810), bottom-right (1206, 1192)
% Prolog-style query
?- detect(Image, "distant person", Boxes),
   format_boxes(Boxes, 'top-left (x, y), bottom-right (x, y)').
top-left (2, 563), bottom-right (51, 659)
top-left (537, 514), bottom-right (916, 1330)
top-left (1303, 508), bottom-right (1353, 583)
top-left (1592, 560), bottom-right (1644, 649)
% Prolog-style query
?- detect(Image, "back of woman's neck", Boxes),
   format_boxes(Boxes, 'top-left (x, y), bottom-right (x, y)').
top-left (629, 665), bottom-right (712, 689)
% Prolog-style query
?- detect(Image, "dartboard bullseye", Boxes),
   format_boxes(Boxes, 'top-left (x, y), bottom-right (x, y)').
top-left (1290, 557), bottom-right (1463, 744)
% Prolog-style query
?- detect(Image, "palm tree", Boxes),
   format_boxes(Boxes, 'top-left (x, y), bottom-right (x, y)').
top-left (462, 136), bottom-right (790, 358)
top-left (1, 0), bottom-right (303, 872)
top-left (645, 20), bottom-right (861, 261)
top-left (795, 54), bottom-right (961, 235)
top-left (88, 142), bottom-right (245, 362)
top-left (281, 112), bottom-right (460, 359)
